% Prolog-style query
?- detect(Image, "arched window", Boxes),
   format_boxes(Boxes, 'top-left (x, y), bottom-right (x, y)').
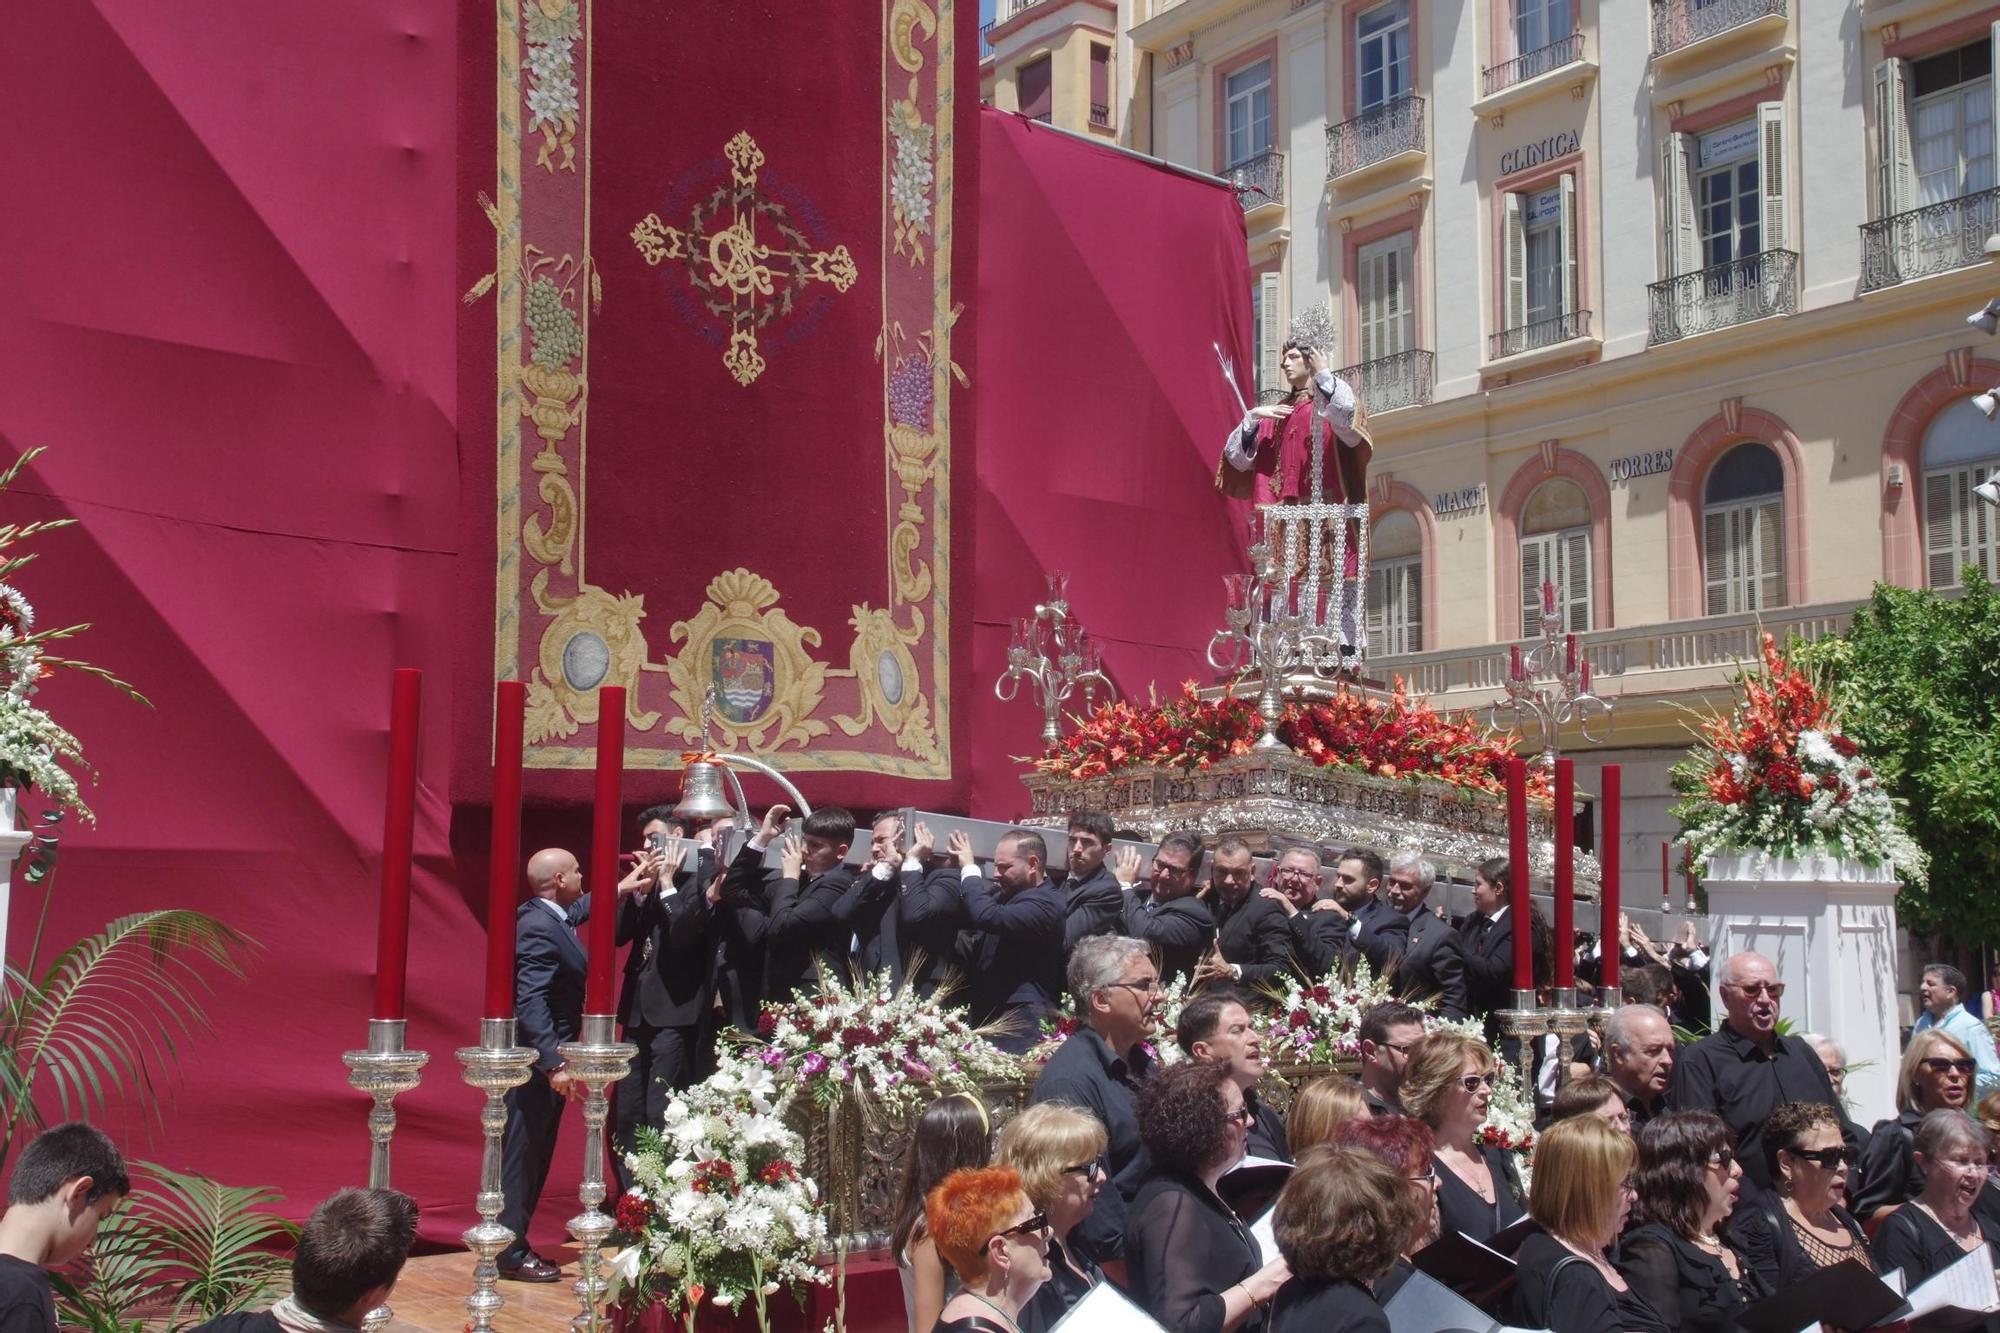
top-left (1367, 510), bottom-right (1422, 654)
top-left (1922, 397), bottom-right (2000, 588)
top-left (1520, 478), bottom-right (1591, 636)
top-left (1703, 442), bottom-right (1787, 614)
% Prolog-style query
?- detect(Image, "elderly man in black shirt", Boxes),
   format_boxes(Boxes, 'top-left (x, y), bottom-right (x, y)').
top-left (1031, 934), bottom-right (1163, 1264)
top-left (1669, 950), bottom-right (1855, 1190)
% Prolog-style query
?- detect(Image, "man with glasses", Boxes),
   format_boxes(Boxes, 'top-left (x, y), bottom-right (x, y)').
top-left (1669, 951), bottom-right (1855, 1192)
top-left (1356, 1001), bottom-right (1425, 1116)
top-left (1031, 936), bottom-right (1165, 1264)
top-left (1112, 833), bottom-right (1216, 986)
top-left (1384, 851), bottom-right (1467, 1019)
top-left (1912, 963), bottom-right (2000, 1098)
top-left (1178, 988), bottom-right (1289, 1162)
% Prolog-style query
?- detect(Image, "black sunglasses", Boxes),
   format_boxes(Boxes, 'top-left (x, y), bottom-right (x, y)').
top-left (1922, 1058), bottom-right (1978, 1076)
top-left (992, 1211), bottom-right (1050, 1243)
top-left (1061, 1160), bottom-right (1106, 1180)
top-left (1788, 1146), bottom-right (1858, 1169)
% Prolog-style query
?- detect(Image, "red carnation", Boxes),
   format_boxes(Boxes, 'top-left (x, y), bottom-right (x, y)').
top-left (614, 1191), bottom-right (653, 1232)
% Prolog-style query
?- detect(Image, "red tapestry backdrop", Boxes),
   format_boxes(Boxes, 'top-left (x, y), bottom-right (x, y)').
top-left (3, 4), bottom-right (1252, 1252)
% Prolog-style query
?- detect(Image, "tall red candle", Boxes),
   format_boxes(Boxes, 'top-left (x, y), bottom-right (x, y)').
top-left (372, 669), bottom-right (422, 1021)
top-left (1506, 757), bottom-right (1533, 993)
top-left (1600, 765), bottom-right (1622, 991)
top-left (1661, 841), bottom-right (1671, 904)
top-left (484, 681), bottom-right (526, 1020)
top-left (1553, 759), bottom-right (1575, 989)
top-left (585, 686), bottom-right (625, 1014)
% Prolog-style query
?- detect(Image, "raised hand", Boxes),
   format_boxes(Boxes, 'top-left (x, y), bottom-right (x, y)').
top-left (618, 849), bottom-right (661, 896)
top-left (947, 829), bottom-right (977, 871)
top-left (1257, 885), bottom-right (1297, 917)
top-left (781, 831), bottom-right (804, 880)
top-left (759, 804), bottom-right (792, 843)
top-left (912, 821), bottom-right (936, 862)
top-left (1112, 846), bottom-right (1143, 887)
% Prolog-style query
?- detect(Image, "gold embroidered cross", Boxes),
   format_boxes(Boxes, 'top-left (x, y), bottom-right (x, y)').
top-left (632, 132), bottom-right (859, 387)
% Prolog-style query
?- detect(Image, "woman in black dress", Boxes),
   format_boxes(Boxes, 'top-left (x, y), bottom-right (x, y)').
top-left (1267, 1146), bottom-right (1424, 1333)
top-left (1614, 1111), bottom-right (1769, 1332)
top-left (1127, 1061), bottom-right (1290, 1333)
top-left (995, 1103), bottom-right (1108, 1333)
top-left (1329, 1114), bottom-right (1443, 1303)
top-left (1871, 1110), bottom-right (2000, 1302)
top-left (1728, 1102), bottom-right (1871, 1290)
top-left (1510, 1115), bottom-right (1668, 1333)
top-left (1853, 1029), bottom-right (1975, 1224)
top-left (1403, 1028), bottom-right (1525, 1244)
top-left (925, 1165), bottom-right (1052, 1333)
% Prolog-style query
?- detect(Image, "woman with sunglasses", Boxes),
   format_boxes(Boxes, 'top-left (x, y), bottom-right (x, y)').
top-left (1401, 1029), bottom-right (1525, 1244)
top-left (1614, 1112), bottom-right (1768, 1333)
top-left (995, 1103), bottom-right (1109, 1333)
top-left (1729, 1102), bottom-right (1871, 1290)
top-left (1853, 1030), bottom-right (1977, 1224)
top-left (925, 1165), bottom-right (1052, 1333)
top-left (1870, 1110), bottom-right (2000, 1294)
top-left (894, 1094), bottom-right (996, 1333)
top-left (1128, 1062), bottom-right (1290, 1333)
top-left (1509, 1115), bottom-right (1667, 1333)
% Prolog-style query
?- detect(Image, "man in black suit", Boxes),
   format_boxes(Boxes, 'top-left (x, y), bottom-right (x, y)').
top-left (1327, 848), bottom-right (1410, 972)
top-left (720, 804), bottom-right (858, 1001)
top-left (1059, 811), bottom-right (1124, 951)
top-left (1384, 850), bottom-right (1469, 1018)
top-left (1112, 832), bottom-right (1215, 985)
top-left (1201, 836), bottom-right (1295, 988)
top-left (499, 847), bottom-right (590, 1283)
top-left (611, 807), bottom-right (716, 1189)
top-left (956, 828), bottom-right (1065, 1050)
top-left (896, 821), bottom-right (969, 997)
top-left (841, 812), bottom-right (913, 983)
top-left (1460, 855), bottom-right (1529, 1031)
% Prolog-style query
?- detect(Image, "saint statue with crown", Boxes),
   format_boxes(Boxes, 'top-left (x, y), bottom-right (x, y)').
top-left (1215, 301), bottom-right (1372, 506)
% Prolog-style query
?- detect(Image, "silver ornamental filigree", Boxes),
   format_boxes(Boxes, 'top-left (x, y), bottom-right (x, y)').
top-left (457, 1017), bottom-right (538, 1332)
top-left (340, 1019), bottom-right (431, 1333)
top-left (558, 1014), bottom-right (637, 1332)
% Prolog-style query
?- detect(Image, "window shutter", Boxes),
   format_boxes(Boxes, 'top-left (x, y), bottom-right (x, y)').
top-left (1703, 508), bottom-right (1732, 616)
top-left (1661, 132), bottom-right (1696, 278)
top-left (1980, 465), bottom-right (2000, 584)
top-left (1755, 497), bottom-right (1786, 609)
top-left (1757, 102), bottom-right (1788, 252)
top-left (1559, 172), bottom-right (1579, 318)
top-left (1561, 527), bottom-right (1592, 632)
top-left (1259, 270), bottom-right (1283, 392)
top-left (1925, 468), bottom-right (1963, 589)
top-left (1366, 566), bottom-right (1388, 644)
top-left (1520, 533), bottom-right (1545, 638)
top-left (1875, 59), bottom-right (1915, 218)
top-left (1405, 559), bottom-right (1424, 653)
top-left (1504, 192), bottom-right (1527, 336)
top-left (1992, 24), bottom-right (2000, 174)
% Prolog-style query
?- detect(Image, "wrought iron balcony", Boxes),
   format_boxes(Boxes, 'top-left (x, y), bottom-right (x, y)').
top-left (1647, 249), bottom-right (1798, 345)
top-left (979, 21), bottom-right (995, 60)
top-left (1225, 151), bottom-right (1286, 211)
top-left (1489, 310), bottom-right (1592, 360)
top-left (1482, 32), bottom-right (1585, 95)
top-left (1090, 102), bottom-right (1110, 127)
top-left (1650, 0), bottom-right (1786, 55)
top-left (1325, 94), bottom-right (1426, 180)
top-left (1335, 349), bottom-right (1435, 413)
top-left (1860, 187), bottom-right (2000, 292)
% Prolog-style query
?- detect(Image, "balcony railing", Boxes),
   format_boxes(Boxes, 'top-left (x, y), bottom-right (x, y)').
top-left (979, 21), bottom-right (995, 60)
top-left (1860, 186), bottom-right (2000, 292)
top-left (1647, 249), bottom-right (1799, 345)
top-left (1482, 32), bottom-right (1585, 95)
top-left (1090, 102), bottom-right (1110, 127)
top-left (1326, 94), bottom-right (1426, 180)
top-left (1650, 0), bottom-right (1786, 55)
top-left (1490, 309), bottom-right (1592, 360)
top-left (1225, 151), bottom-right (1286, 211)
top-left (1335, 349), bottom-right (1435, 413)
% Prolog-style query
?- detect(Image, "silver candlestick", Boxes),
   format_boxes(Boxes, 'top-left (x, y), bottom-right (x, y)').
top-left (1491, 584), bottom-right (1612, 768)
top-left (994, 570), bottom-right (1119, 749)
top-left (458, 1016), bottom-right (538, 1332)
top-left (559, 1012), bottom-right (636, 1332)
top-left (1206, 530), bottom-right (1351, 753)
top-left (341, 1018), bottom-right (431, 1332)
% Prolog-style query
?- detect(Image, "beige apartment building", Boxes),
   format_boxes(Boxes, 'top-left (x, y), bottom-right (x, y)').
top-left (987, 0), bottom-right (2000, 908)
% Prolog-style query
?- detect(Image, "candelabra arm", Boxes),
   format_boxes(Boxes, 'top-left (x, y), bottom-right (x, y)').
top-left (457, 1017), bottom-right (538, 1333)
top-left (560, 1014), bottom-right (638, 1333)
top-left (341, 1018), bottom-right (430, 1332)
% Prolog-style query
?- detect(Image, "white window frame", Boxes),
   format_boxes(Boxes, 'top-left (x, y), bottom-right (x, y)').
top-left (1523, 186), bottom-right (1565, 325)
top-left (1911, 76), bottom-right (1995, 206)
top-left (1225, 60), bottom-right (1274, 168)
top-left (1520, 525), bottom-right (1591, 638)
top-left (1925, 460), bottom-right (2000, 588)
top-left (1877, 29), bottom-right (2000, 220)
top-left (1703, 495), bottom-right (1785, 615)
top-left (1514, 0), bottom-right (1572, 58)
top-left (1367, 553), bottom-right (1423, 656)
top-left (1357, 232), bottom-right (1415, 364)
top-left (1694, 121), bottom-right (1761, 270)
top-left (1356, 0), bottom-right (1412, 113)
top-left (1253, 270), bottom-right (1284, 394)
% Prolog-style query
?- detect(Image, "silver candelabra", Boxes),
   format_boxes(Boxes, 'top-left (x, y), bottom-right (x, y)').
top-left (1489, 581), bottom-right (1612, 767)
top-left (1206, 514), bottom-right (1358, 753)
top-left (340, 1018), bottom-right (431, 1332)
top-left (457, 1017), bottom-right (538, 1331)
top-left (559, 1013), bottom-right (637, 1332)
top-left (994, 570), bottom-right (1118, 748)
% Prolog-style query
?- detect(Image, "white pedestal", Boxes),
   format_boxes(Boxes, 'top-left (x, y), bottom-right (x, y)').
top-left (0, 789), bottom-right (35, 971)
top-left (1704, 851), bottom-right (1902, 1127)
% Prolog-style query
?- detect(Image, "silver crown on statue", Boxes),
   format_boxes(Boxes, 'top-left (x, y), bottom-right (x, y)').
top-left (1287, 300), bottom-right (1336, 361)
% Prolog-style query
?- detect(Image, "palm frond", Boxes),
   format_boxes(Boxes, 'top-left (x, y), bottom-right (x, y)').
top-left (132, 1160), bottom-right (295, 1323)
top-left (51, 1210), bottom-right (175, 1333)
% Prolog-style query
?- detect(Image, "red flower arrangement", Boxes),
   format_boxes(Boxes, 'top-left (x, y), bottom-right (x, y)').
top-left (1033, 679), bottom-right (1550, 801)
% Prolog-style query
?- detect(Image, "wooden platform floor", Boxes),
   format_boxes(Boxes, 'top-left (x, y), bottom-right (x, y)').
top-left (385, 1247), bottom-right (589, 1330)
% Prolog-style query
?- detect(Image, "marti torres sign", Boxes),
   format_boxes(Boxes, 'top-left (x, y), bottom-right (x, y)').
top-left (1499, 130), bottom-right (1581, 176)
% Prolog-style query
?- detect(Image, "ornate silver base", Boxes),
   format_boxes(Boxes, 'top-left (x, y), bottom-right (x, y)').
top-left (1544, 988), bottom-right (1590, 1085)
top-left (341, 1017), bottom-right (430, 1333)
top-left (1586, 986), bottom-right (1622, 1034)
top-left (458, 1016), bottom-right (539, 1332)
top-left (558, 1012), bottom-right (637, 1332)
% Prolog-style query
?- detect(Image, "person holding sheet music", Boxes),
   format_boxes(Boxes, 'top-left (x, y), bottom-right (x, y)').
top-left (1728, 1101), bottom-right (1873, 1290)
top-left (1402, 1029), bottom-right (1526, 1245)
top-left (1127, 1062), bottom-right (1290, 1333)
top-left (1614, 1112), bottom-right (1769, 1333)
top-left (1870, 1109), bottom-right (2000, 1327)
top-left (1854, 1029), bottom-right (1979, 1225)
top-left (1508, 1115), bottom-right (1669, 1333)
top-left (1266, 1147), bottom-right (1420, 1333)
top-left (995, 1104), bottom-right (1109, 1333)
top-left (926, 1165), bottom-right (1053, 1333)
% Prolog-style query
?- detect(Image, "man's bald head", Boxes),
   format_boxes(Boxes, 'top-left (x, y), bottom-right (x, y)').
top-left (526, 848), bottom-right (583, 906)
